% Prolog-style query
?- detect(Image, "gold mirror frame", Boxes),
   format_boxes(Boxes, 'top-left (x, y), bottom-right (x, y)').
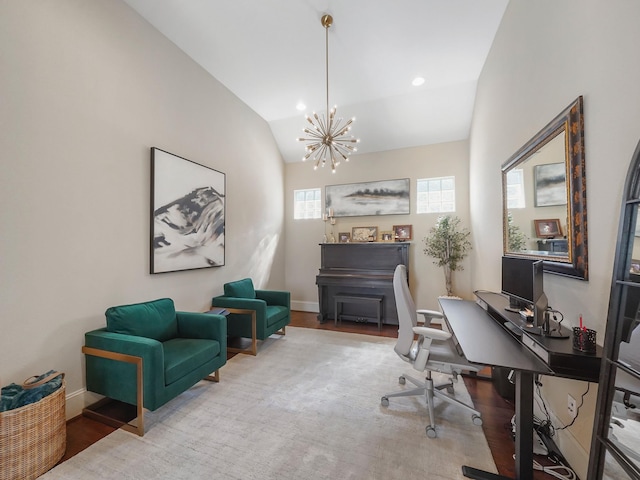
top-left (502, 96), bottom-right (588, 280)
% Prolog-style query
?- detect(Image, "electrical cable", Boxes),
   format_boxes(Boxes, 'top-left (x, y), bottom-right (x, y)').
top-left (534, 381), bottom-right (554, 437)
top-left (545, 307), bottom-right (565, 334)
top-left (556, 383), bottom-right (590, 431)
top-left (511, 454), bottom-right (578, 480)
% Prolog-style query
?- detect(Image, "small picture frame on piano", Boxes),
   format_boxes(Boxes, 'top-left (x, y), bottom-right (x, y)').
top-left (338, 232), bottom-right (351, 243)
top-left (380, 231), bottom-right (394, 242)
top-left (393, 224), bottom-right (412, 241)
top-left (352, 226), bottom-right (378, 242)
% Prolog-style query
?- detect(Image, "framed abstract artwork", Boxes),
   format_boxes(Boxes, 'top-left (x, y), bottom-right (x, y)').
top-left (325, 178), bottom-right (410, 217)
top-left (150, 148), bottom-right (225, 273)
top-left (534, 162), bottom-right (567, 207)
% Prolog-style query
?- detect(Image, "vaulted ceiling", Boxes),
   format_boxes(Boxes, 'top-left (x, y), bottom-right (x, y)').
top-left (122, 0), bottom-right (509, 164)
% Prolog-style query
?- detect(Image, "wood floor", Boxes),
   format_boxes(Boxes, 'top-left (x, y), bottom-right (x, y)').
top-left (61, 311), bottom-right (546, 479)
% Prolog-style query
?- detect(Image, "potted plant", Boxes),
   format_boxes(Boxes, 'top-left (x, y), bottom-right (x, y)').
top-left (507, 211), bottom-right (528, 252)
top-left (423, 215), bottom-right (471, 296)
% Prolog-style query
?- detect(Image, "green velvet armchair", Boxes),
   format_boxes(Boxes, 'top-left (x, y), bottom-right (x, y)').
top-left (211, 278), bottom-right (290, 355)
top-left (82, 298), bottom-right (227, 435)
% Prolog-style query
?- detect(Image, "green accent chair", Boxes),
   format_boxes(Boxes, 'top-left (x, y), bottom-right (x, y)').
top-left (211, 278), bottom-right (290, 355)
top-left (82, 298), bottom-right (226, 435)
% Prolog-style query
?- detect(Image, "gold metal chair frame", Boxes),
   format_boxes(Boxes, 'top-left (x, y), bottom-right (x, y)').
top-left (225, 308), bottom-right (286, 356)
top-left (81, 346), bottom-right (219, 436)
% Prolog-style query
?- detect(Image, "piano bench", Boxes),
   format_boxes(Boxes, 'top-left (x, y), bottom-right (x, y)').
top-left (334, 293), bottom-right (383, 331)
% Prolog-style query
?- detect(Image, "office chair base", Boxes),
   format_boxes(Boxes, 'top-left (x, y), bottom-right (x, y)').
top-left (381, 372), bottom-right (482, 437)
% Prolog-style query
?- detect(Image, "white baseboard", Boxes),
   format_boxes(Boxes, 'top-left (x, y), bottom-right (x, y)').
top-left (65, 388), bottom-right (103, 420)
top-left (292, 300), bottom-right (318, 313)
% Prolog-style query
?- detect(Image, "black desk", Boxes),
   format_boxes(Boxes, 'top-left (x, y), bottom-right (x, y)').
top-left (439, 294), bottom-right (601, 480)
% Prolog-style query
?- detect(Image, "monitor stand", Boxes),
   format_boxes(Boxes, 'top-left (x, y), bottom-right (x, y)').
top-left (524, 314), bottom-right (570, 339)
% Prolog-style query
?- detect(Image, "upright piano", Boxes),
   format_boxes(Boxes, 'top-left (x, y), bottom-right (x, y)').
top-left (315, 242), bottom-right (410, 325)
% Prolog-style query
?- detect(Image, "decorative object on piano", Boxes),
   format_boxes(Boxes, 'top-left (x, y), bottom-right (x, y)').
top-left (352, 226), bottom-right (378, 242)
top-left (296, 14), bottom-right (359, 173)
top-left (534, 162), bottom-right (567, 207)
top-left (423, 215), bottom-right (471, 296)
top-left (392, 224), bottom-right (412, 241)
top-left (326, 179), bottom-right (410, 217)
top-left (150, 148), bottom-right (225, 274)
top-left (322, 208), bottom-right (336, 224)
top-left (322, 208), bottom-right (337, 243)
top-left (338, 232), bottom-right (351, 243)
top-left (534, 218), bottom-right (562, 239)
top-left (380, 231), bottom-right (394, 242)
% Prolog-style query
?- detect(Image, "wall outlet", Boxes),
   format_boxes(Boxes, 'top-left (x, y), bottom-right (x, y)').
top-left (567, 394), bottom-right (577, 416)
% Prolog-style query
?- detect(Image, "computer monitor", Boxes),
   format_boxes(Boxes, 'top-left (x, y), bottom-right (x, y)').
top-left (501, 256), bottom-right (548, 334)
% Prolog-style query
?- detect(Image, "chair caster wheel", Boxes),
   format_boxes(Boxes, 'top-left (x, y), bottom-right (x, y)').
top-left (381, 397), bottom-right (389, 407)
top-left (426, 426), bottom-right (437, 438)
top-left (472, 414), bottom-right (483, 426)
top-left (399, 376), bottom-right (406, 385)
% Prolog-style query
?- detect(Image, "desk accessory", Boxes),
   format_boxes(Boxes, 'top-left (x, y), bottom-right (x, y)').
top-left (572, 327), bottom-right (596, 353)
top-left (572, 316), bottom-right (596, 352)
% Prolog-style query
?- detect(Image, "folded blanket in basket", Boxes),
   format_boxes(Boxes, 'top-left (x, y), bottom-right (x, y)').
top-left (0, 370), bottom-right (63, 412)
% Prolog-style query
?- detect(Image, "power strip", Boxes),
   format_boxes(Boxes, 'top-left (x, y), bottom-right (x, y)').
top-left (536, 428), bottom-right (567, 463)
top-left (534, 430), bottom-right (549, 456)
top-left (510, 414), bottom-right (549, 455)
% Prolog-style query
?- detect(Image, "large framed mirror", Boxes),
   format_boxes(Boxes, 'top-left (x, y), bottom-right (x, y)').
top-left (502, 96), bottom-right (588, 280)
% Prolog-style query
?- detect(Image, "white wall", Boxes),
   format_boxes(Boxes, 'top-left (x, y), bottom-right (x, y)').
top-left (284, 141), bottom-right (471, 314)
top-left (470, 1), bottom-right (640, 477)
top-left (0, 1), bottom-right (285, 416)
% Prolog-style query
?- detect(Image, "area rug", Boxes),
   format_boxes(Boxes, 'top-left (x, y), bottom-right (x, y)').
top-left (42, 327), bottom-right (497, 479)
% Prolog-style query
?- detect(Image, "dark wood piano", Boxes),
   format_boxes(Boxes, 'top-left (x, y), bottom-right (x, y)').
top-left (316, 242), bottom-right (410, 325)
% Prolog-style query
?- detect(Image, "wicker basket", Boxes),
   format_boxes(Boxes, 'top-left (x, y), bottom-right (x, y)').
top-left (0, 375), bottom-right (66, 480)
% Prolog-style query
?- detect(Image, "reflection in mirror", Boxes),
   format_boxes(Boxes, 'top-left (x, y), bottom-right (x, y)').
top-left (502, 96), bottom-right (588, 280)
top-left (629, 204), bottom-right (640, 278)
top-left (505, 131), bottom-right (568, 256)
top-left (604, 364), bottom-right (640, 479)
top-left (604, 449), bottom-right (635, 480)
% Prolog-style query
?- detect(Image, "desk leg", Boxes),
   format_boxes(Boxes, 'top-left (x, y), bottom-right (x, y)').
top-left (462, 370), bottom-right (535, 480)
top-left (514, 371), bottom-right (534, 480)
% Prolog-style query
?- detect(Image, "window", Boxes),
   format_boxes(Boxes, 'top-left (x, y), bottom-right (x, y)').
top-left (416, 176), bottom-right (455, 213)
top-left (293, 188), bottom-right (321, 219)
top-left (505, 168), bottom-right (525, 209)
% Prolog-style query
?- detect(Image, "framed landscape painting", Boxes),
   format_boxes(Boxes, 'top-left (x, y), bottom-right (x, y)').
top-left (150, 148), bottom-right (225, 273)
top-left (534, 162), bottom-right (567, 207)
top-left (325, 178), bottom-right (410, 217)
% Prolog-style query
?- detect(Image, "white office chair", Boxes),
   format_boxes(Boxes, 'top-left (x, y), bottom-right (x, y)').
top-left (381, 264), bottom-right (483, 438)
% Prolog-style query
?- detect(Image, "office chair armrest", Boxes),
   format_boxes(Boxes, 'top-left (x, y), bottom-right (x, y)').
top-left (413, 326), bottom-right (451, 341)
top-left (416, 309), bottom-right (443, 327)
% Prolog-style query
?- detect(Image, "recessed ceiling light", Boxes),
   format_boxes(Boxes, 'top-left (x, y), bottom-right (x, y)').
top-left (296, 102), bottom-right (306, 111)
top-left (412, 77), bottom-right (425, 87)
